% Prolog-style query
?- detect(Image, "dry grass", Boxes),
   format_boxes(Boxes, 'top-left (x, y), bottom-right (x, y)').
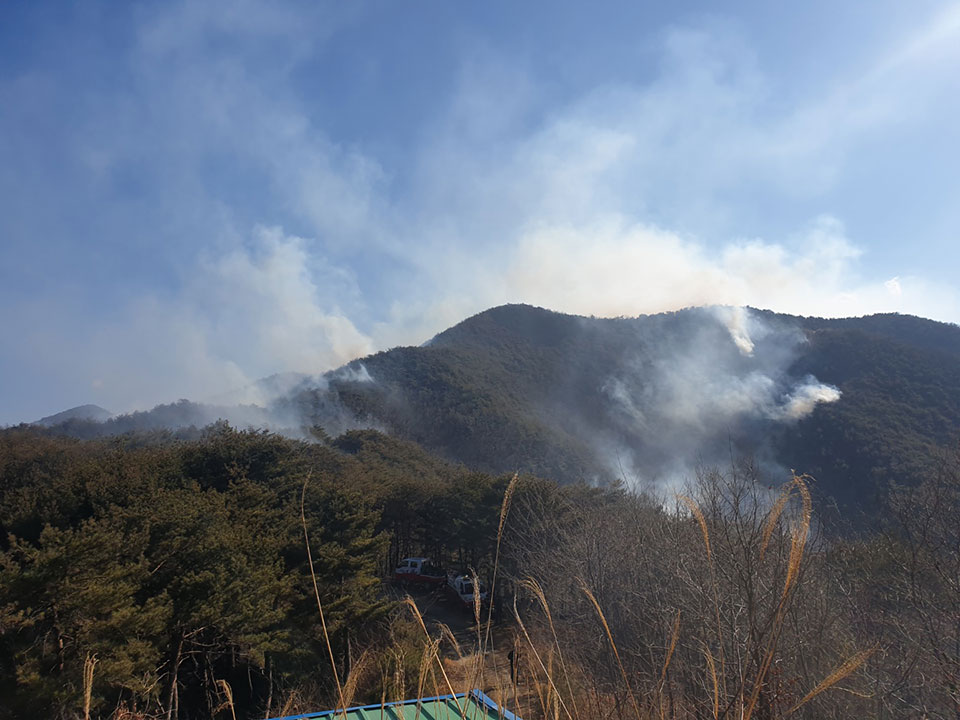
top-left (742, 475), bottom-right (812, 720)
top-left (290, 471), bottom-right (872, 720)
top-left (785, 647), bottom-right (876, 715)
top-left (701, 643), bottom-right (719, 720)
top-left (484, 474), bottom-right (519, 654)
top-left (520, 576), bottom-right (580, 720)
top-left (512, 595), bottom-right (574, 720)
top-left (577, 579), bottom-right (643, 720)
top-left (342, 650), bottom-right (375, 710)
top-left (678, 491), bottom-right (726, 708)
top-left (403, 596), bottom-right (468, 717)
top-left (504, 473), bottom-right (872, 720)
top-left (214, 680), bottom-right (237, 720)
top-left (677, 496), bottom-right (711, 564)
top-left (83, 652), bottom-right (97, 720)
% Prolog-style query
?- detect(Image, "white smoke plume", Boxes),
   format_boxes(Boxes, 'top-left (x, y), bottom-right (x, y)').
top-left (713, 305), bottom-right (757, 356)
top-left (772, 378), bottom-right (842, 421)
top-left (76, 361), bottom-right (380, 442)
top-left (597, 306), bottom-right (840, 491)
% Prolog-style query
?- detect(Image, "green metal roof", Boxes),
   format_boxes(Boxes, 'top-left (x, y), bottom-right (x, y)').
top-left (267, 690), bottom-right (519, 720)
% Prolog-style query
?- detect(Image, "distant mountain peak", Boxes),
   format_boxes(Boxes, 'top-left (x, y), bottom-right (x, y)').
top-left (36, 404), bottom-right (113, 426)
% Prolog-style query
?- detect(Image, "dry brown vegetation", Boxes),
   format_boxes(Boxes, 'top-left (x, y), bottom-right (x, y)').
top-left (293, 466), bottom-right (869, 720)
top-left (332, 455), bottom-right (959, 720)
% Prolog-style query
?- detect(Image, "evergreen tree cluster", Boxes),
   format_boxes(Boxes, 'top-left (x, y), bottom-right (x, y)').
top-left (0, 424), bottom-right (512, 719)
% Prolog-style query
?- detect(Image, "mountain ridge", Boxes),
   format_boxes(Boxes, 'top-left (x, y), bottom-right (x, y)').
top-left (35, 404), bottom-right (113, 427)
top-left (27, 304), bottom-right (960, 516)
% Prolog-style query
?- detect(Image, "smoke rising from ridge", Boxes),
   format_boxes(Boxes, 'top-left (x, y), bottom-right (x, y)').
top-left (60, 362), bottom-right (381, 441)
top-left (774, 380), bottom-right (842, 421)
top-left (715, 305), bottom-right (757, 355)
top-left (594, 307), bottom-right (839, 491)
top-left (207, 362), bottom-right (379, 438)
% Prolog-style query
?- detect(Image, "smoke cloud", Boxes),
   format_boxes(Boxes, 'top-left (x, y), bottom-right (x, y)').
top-left (67, 361), bottom-right (380, 441)
top-left (773, 379), bottom-right (842, 422)
top-left (594, 307), bottom-right (840, 491)
top-left (714, 306), bottom-right (757, 356)
top-left (5, 3), bottom-right (960, 426)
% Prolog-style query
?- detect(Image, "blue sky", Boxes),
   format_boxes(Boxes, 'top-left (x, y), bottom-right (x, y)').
top-left (2, 0), bottom-right (960, 423)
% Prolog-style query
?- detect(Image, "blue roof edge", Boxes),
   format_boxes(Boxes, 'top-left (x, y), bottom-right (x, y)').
top-left (470, 689), bottom-right (521, 720)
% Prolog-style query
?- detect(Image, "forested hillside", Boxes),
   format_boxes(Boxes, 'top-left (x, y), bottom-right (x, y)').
top-left (310, 305), bottom-right (960, 514)
top-left (774, 319), bottom-right (960, 511)
top-left (34, 305), bottom-right (960, 518)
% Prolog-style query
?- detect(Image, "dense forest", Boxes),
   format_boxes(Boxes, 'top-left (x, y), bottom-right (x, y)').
top-left (1, 421), bottom-right (958, 719)
top-left (0, 425), bottom-right (517, 719)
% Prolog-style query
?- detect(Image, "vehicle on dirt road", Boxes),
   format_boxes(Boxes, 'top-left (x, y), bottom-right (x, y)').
top-left (447, 572), bottom-right (488, 609)
top-left (393, 557), bottom-right (446, 586)
top-left (393, 558), bottom-right (490, 612)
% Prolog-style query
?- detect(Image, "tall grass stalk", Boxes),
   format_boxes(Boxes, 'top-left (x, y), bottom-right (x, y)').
top-left (520, 577), bottom-right (580, 720)
top-left (83, 652), bottom-right (97, 720)
top-left (742, 476), bottom-right (812, 720)
top-left (786, 647), bottom-right (876, 715)
top-left (403, 596), bottom-right (468, 719)
top-left (511, 595), bottom-right (574, 720)
top-left (656, 611), bottom-right (681, 720)
top-left (342, 650), bottom-right (374, 710)
top-left (469, 569), bottom-right (484, 693)
top-left (300, 477), bottom-right (347, 718)
top-left (214, 679), bottom-right (237, 720)
top-left (483, 473), bottom-right (519, 658)
top-left (577, 579), bottom-right (643, 720)
top-left (678, 493), bottom-right (727, 704)
top-left (411, 637), bottom-right (438, 720)
top-left (701, 643), bottom-right (719, 719)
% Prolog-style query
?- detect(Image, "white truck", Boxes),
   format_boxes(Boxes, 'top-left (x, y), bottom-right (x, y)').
top-left (447, 572), bottom-right (488, 609)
